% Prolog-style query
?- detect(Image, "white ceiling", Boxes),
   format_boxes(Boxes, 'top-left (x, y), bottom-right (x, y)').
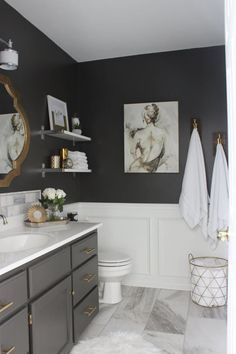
top-left (6, 0), bottom-right (225, 62)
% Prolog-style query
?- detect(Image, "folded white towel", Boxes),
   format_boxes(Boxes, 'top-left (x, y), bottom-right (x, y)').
top-left (68, 151), bottom-right (86, 155)
top-left (179, 128), bottom-right (209, 238)
top-left (73, 161), bottom-right (89, 168)
top-left (73, 162), bottom-right (88, 167)
top-left (208, 143), bottom-right (229, 248)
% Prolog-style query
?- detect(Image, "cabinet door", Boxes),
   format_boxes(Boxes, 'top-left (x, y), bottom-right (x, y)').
top-left (0, 309), bottom-right (29, 354)
top-left (30, 277), bottom-right (73, 354)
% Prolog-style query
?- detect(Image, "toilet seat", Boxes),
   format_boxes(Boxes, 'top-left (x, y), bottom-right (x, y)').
top-left (98, 251), bottom-right (131, 267)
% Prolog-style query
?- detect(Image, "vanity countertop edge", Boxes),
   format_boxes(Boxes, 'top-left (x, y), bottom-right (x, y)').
top-left (0, 221), bottom-right (102, 276)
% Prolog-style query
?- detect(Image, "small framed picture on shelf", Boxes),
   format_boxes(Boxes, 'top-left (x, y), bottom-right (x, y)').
top-left (47, 95), bottom-right (69, 131)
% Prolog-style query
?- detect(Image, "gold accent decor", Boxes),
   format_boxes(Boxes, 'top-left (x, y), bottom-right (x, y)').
top-left (2, 346), bottom-right (16, 354)
top-left (0, 301), bottom-right (14, 313)
top-left (217, 133), bottom-right (222, 145)
top-left (60, 147), bottom-right (68, 161)
top-left (51, 155), bottom-right (60, 168)
top-left (83, 305), bottom-right (97, 317)
top-left (24, 218), bottom-right (69, 228)
top-left (83, 273), bottom-right (96, 283)
top-left (0, 74), bottom-right (30, 187)
top-left (27, 205), bottom-right (47, 223)
top-left (83, 248), bottom-right (95, 255)
top-left (192, 118), bottom-right (198, 129)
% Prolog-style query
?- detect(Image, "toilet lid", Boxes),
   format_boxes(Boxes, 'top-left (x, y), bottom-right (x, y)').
top-left (98, 251), bottom-right (131, 264)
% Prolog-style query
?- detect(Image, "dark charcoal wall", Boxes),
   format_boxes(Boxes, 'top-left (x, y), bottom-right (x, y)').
top-left (0, 1), bottom-right (80, 202)
top-left (0, 0), bottom-right (227, 204)
top-left (77, 46), bottom-right (227, 203)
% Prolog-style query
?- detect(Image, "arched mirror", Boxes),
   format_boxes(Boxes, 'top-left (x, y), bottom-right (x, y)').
top-left (0, 74), bottom-right (30, 187)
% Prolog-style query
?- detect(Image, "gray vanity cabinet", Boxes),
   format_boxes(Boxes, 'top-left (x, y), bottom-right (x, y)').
top-left (0, 229), bottom-right (99, 354)
top-left (0, 309), bottom-right (29, 354)
top-left (30, 276), bottom-right (73, 354)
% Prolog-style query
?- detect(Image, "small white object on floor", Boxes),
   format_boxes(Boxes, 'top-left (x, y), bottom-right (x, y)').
top-left (70, 332), bottom-right (162, 354)
top-left (179, 127), bottom-right (208, 239)
top-left (208, 143), bottom-right (229, 248)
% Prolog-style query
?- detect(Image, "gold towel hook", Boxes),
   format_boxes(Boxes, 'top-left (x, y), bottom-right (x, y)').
top-left (192, 118), bottom-right (198, 129)
top-left (217, 133), bottom-right (222, 144)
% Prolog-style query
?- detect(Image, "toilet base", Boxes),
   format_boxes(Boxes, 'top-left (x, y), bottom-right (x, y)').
top-left (99, 281), bottom-right (122, 304)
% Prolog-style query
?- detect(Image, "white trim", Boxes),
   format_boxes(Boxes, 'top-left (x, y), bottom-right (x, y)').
top-left (65, 202), bottom-right (228, 290)
top-left (225, 0), bottom-right (236, 353)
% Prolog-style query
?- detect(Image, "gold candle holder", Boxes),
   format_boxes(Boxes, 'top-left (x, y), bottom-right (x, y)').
top-left (51, 155), bottom-right (60, 169)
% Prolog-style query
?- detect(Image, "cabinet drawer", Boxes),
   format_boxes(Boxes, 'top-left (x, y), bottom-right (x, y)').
top-left (72, 233), bottom-right (97, 269)
top-left (73, 256), bottom-right (98, 305)
top-left (73, 287), bottom-right (99, 341)
top-left (0, 309), bottom-right (29, 354)
top-left (0, 271), bottom-right (27, 322)
top-left (29, 247), bottom-right (70, 297)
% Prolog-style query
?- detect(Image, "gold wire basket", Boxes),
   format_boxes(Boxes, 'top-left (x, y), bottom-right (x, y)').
top-left (188, 254), bottom-right (228, 307)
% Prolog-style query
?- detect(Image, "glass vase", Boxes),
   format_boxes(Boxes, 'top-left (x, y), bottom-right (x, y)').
top-left (47, 204), bottom-right (61, 221)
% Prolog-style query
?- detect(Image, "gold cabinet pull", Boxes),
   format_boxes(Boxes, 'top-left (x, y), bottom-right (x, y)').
top-left (83, 248), bottom-right (95, 255)
top-left (83, 273), bottom-right (96, 283)
top-left (2, 346), bottom-right (16, 354)
top-left (0, 302), bottom-right (14, 314)
top-left (83, 305), bottom-right (97, 317)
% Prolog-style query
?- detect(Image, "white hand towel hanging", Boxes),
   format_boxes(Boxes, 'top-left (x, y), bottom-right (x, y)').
top-left (208, 142), bottom-right (229, 248)
top-left (179, 128), bottom-right (208, 238)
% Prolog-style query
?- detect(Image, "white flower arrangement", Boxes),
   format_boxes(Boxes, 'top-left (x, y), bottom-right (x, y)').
top-left (40, 188), bottom-right (66, 213)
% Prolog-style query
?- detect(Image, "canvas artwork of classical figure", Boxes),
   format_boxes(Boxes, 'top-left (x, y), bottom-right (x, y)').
top-left (124, 101), bottom-right (179, 173)
top-left (0, 113), bottom-right (25, 174)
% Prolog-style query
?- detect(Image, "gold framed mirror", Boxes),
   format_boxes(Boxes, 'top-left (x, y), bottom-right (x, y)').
top-left (0, 74), bottom-right (30, 187)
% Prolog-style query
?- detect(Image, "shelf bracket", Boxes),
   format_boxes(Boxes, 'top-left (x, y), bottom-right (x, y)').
top-left (42, 163), bottom-right (46, 178)
top-left (41, 125), bottom-right (45, 140)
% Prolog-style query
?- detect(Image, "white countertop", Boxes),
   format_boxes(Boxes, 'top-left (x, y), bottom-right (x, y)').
top-left (0, 221), bottom-right (102, 276)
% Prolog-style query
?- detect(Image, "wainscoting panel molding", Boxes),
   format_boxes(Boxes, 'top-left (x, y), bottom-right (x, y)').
top-left (65, 203), bottom-right (228, 290)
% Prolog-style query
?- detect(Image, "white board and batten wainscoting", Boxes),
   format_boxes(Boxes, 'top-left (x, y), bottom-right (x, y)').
top-left (65, 203), bottom-right (228, 291)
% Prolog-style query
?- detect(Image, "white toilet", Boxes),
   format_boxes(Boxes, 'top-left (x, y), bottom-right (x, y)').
top-left (98, 251), bottom-right (132, 304)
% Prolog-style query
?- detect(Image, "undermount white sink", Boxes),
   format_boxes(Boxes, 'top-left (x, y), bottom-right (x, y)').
top-left (0, 233), bottom-right (51, 253)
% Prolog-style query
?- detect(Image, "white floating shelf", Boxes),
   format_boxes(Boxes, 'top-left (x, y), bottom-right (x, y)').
top-left (41, 126), bottom-right (91, 142)
top-left (43, 169), bottom-right (92, 173)
top-left (41, 166), bottom-right (91, 178)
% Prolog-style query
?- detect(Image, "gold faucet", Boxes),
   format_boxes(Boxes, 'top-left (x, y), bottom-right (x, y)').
top-left (0, 214), bottom-right (8, 225)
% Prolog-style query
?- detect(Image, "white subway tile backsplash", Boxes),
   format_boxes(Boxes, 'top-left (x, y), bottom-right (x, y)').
top-left (0, 190), bottom-right (41, 217)
top-left (6, 196), bottom-right (13, 206)
top-left (0, 196), bottom-right (7, 207)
